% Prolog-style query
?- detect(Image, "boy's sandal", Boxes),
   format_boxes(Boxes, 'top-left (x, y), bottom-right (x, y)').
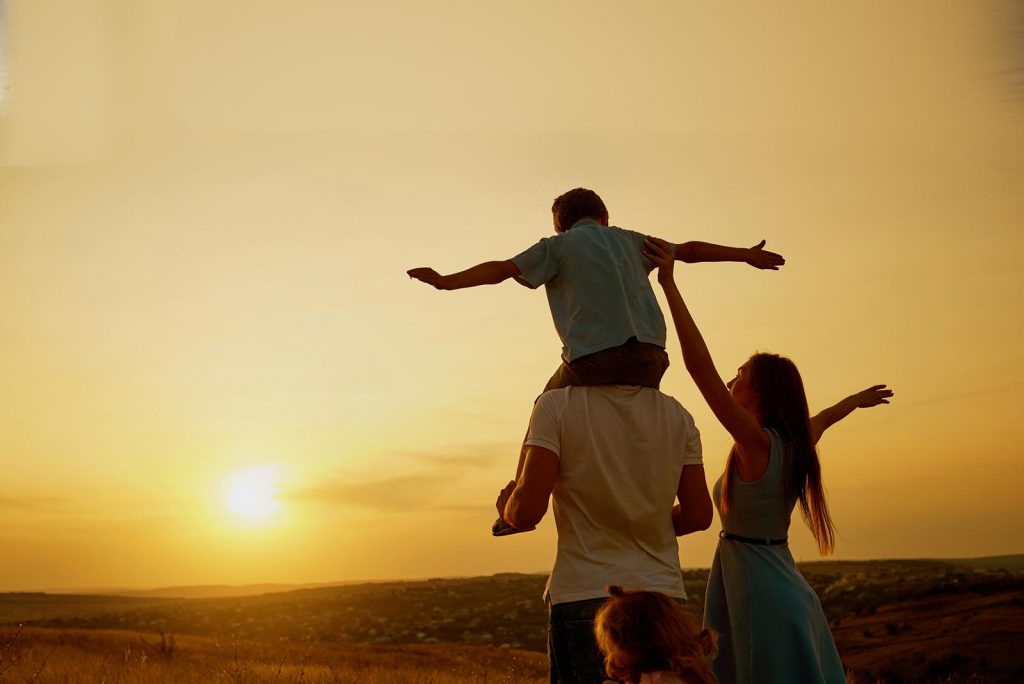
top-left (491, 516), bottom-right (535, 537)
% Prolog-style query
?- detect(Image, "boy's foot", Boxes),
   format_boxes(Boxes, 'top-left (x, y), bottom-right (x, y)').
top-left (492, 516), bottom-right (535, 537)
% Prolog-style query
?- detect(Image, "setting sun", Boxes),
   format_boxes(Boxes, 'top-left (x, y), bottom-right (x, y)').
top-left (225, 466), bottom-right (280, 522)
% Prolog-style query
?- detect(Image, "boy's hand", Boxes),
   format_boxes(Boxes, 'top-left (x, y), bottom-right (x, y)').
top-left (854, 385), bottom-right (893, 408)
top-left (643, 237), bottom-right (676, 284)
top-left (745, 240), bottom-right (785, 270)
top-left (407, 267), bottom-right (449, 290)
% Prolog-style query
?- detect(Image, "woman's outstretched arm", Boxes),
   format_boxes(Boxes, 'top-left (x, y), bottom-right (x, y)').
top-left (810, 385), bottom-right (893, 444)
top-left (643, 237), bottom-right (770, 481)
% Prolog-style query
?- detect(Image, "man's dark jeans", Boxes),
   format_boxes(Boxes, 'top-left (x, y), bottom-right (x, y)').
top-left (548, 597), bottom-right (611, 684)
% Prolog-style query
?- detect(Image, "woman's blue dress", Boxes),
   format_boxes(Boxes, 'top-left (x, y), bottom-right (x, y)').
top-left (704, 428), bottom-right (846, 683)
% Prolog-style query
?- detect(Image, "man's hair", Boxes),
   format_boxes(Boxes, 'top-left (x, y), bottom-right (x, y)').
top-left (594, 586), bottom-right (717, 684)
top-left (551, 188), bottom-right (608, 233)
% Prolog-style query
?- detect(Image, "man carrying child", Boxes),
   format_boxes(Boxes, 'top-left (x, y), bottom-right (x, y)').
top-left (408, 188), bottom-right (783, 535)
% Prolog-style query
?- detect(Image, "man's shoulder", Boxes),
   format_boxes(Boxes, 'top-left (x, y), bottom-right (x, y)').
top-left (556, 386), bottom-right (689, 413)
top-left (534, 386), bottom-right (573, 411)
top-left (631, 388), bottom-right (696, 425)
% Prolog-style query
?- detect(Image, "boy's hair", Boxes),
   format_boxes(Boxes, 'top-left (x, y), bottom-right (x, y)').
top-left (551, 188), bottom-right (608, 233)
top-left (594, 586), bottom-right (718, 684)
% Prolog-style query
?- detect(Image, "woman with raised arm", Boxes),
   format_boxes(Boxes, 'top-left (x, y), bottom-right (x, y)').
top-left (642, 237), bottom-right (892, 684)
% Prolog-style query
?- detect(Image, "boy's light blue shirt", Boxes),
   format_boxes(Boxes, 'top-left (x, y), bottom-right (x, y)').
top-left (510, 220), bottom-right (667, 362)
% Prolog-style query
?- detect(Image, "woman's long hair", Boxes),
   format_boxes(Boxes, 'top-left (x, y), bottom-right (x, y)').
top-left (719, 352), bottom-right (835, 555)
top-left (595, 586), bottom-right (718, 684)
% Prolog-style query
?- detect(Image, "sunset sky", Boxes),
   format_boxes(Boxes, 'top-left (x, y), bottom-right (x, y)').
top-left (1, 1), bottom-right (1022, 591)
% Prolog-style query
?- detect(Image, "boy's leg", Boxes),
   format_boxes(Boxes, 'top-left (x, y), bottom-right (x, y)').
top-left (507, 340), bottom-right (664, 489)
top-left (493, 363), bottom-right (574, 537)
top-left (503, 342), bottom-right (663, 491)
top-left (514, 363), bottom-right (578, 481)
top-left (492, 434), bottom-right (540, 536)
top-left (494, 343), bottom-right (667, 537)
top-left (566, 337), bottom-right (669, 389)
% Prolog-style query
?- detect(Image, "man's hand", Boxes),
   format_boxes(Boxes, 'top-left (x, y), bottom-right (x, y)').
top-left (854, 385), bottom-right (893, 408)
top-left (407, 267), bottom-right (450, 290)
top-left (495, 480), bottom-right (516, 519)
top-left (745, 240), bottom-right (785, 270)
top-left (494, 479), bottom-right (536, 535)
top-left (643, 236), bottom-right (677, 285)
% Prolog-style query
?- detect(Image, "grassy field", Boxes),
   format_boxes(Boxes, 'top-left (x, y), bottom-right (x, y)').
top-left (0, 627), bottom-right (549, 683)
top-left (2, 557), bottom-right (1021, 683)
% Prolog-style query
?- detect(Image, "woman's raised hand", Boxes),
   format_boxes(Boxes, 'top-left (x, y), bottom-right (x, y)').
top-left (854, 385), bottom-right (894, 408)
top-left (643, 237), bottom-right (676, 284)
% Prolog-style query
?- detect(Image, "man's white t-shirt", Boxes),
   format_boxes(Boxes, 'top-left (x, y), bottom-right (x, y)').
top-left (525, 385), bottom-right (703, 605)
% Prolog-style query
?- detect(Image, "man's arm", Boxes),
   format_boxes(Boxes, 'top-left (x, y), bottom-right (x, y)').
top-left (501, 445), bottom-right (559, 530)
top-left (672, 464), bottom-right (713, 536)
top-left (672, 240), bottom-right (784, 270)
top-left (407, 260), bottom-right (521, 291)
top-left (810, 385), bottom-right (893, 445)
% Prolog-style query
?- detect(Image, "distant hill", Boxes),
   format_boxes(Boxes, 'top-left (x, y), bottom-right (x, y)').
top-left (6, 574), bottom-right (560, 651)
top-left (23, 555), bottom-right (1019, 601)
top-left (0, 593), bottom-right (173, 624)
top-left (37, 580), bottom-right (373, 600)
top-left (941, 554), bottom-right (1024, 572)
top-left (112, 583), bottom-right (312, 599)
top-left (108, 581), bottom-right (368, 599)
top-left (794, 554), bottom-right (1024, 576)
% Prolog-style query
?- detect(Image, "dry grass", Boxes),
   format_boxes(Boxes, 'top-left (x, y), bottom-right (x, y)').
top-left (832, 590), bottom-right (1024, 683)
top-left (0, 626), bottom-right (549, 683)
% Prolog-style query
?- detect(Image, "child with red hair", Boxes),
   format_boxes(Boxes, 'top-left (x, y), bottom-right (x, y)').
top-left (595, 585), bottom-right (718, 684)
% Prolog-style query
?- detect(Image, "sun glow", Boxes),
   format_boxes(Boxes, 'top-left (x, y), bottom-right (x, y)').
top-left (224, 466), bottom-right (280, 522)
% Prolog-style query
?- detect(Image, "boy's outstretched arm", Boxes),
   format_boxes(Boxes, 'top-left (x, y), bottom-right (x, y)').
top-left (407, 260), bottom-right (521, 291)
top-left (810, 385), bottom-right (893, 445)
top-left (672, 239), bottom-right (785, 270)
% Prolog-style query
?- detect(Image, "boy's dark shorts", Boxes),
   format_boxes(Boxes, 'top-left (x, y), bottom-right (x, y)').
top-left (542, 337), bottom-right (669, 393)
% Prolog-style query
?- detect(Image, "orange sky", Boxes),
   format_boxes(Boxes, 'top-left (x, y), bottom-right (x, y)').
top-left (1, 0), bottom-right (1022, 590)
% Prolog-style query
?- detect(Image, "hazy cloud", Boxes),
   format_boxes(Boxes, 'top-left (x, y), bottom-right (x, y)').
top-left (284, 441), bottom-right (515, 512)
top-left (0, 494), bottom-right (63, 513)
top-left (901, 381), bottom-right (1024, 410)
top-left (439, 406), bottom-right (522, 426)
top-left (993, 1), bottom-right (1024, 105)
top-left (385, 442), bottom-right (513, 470)
top-left (285, 473), bottom-right (469, 512)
